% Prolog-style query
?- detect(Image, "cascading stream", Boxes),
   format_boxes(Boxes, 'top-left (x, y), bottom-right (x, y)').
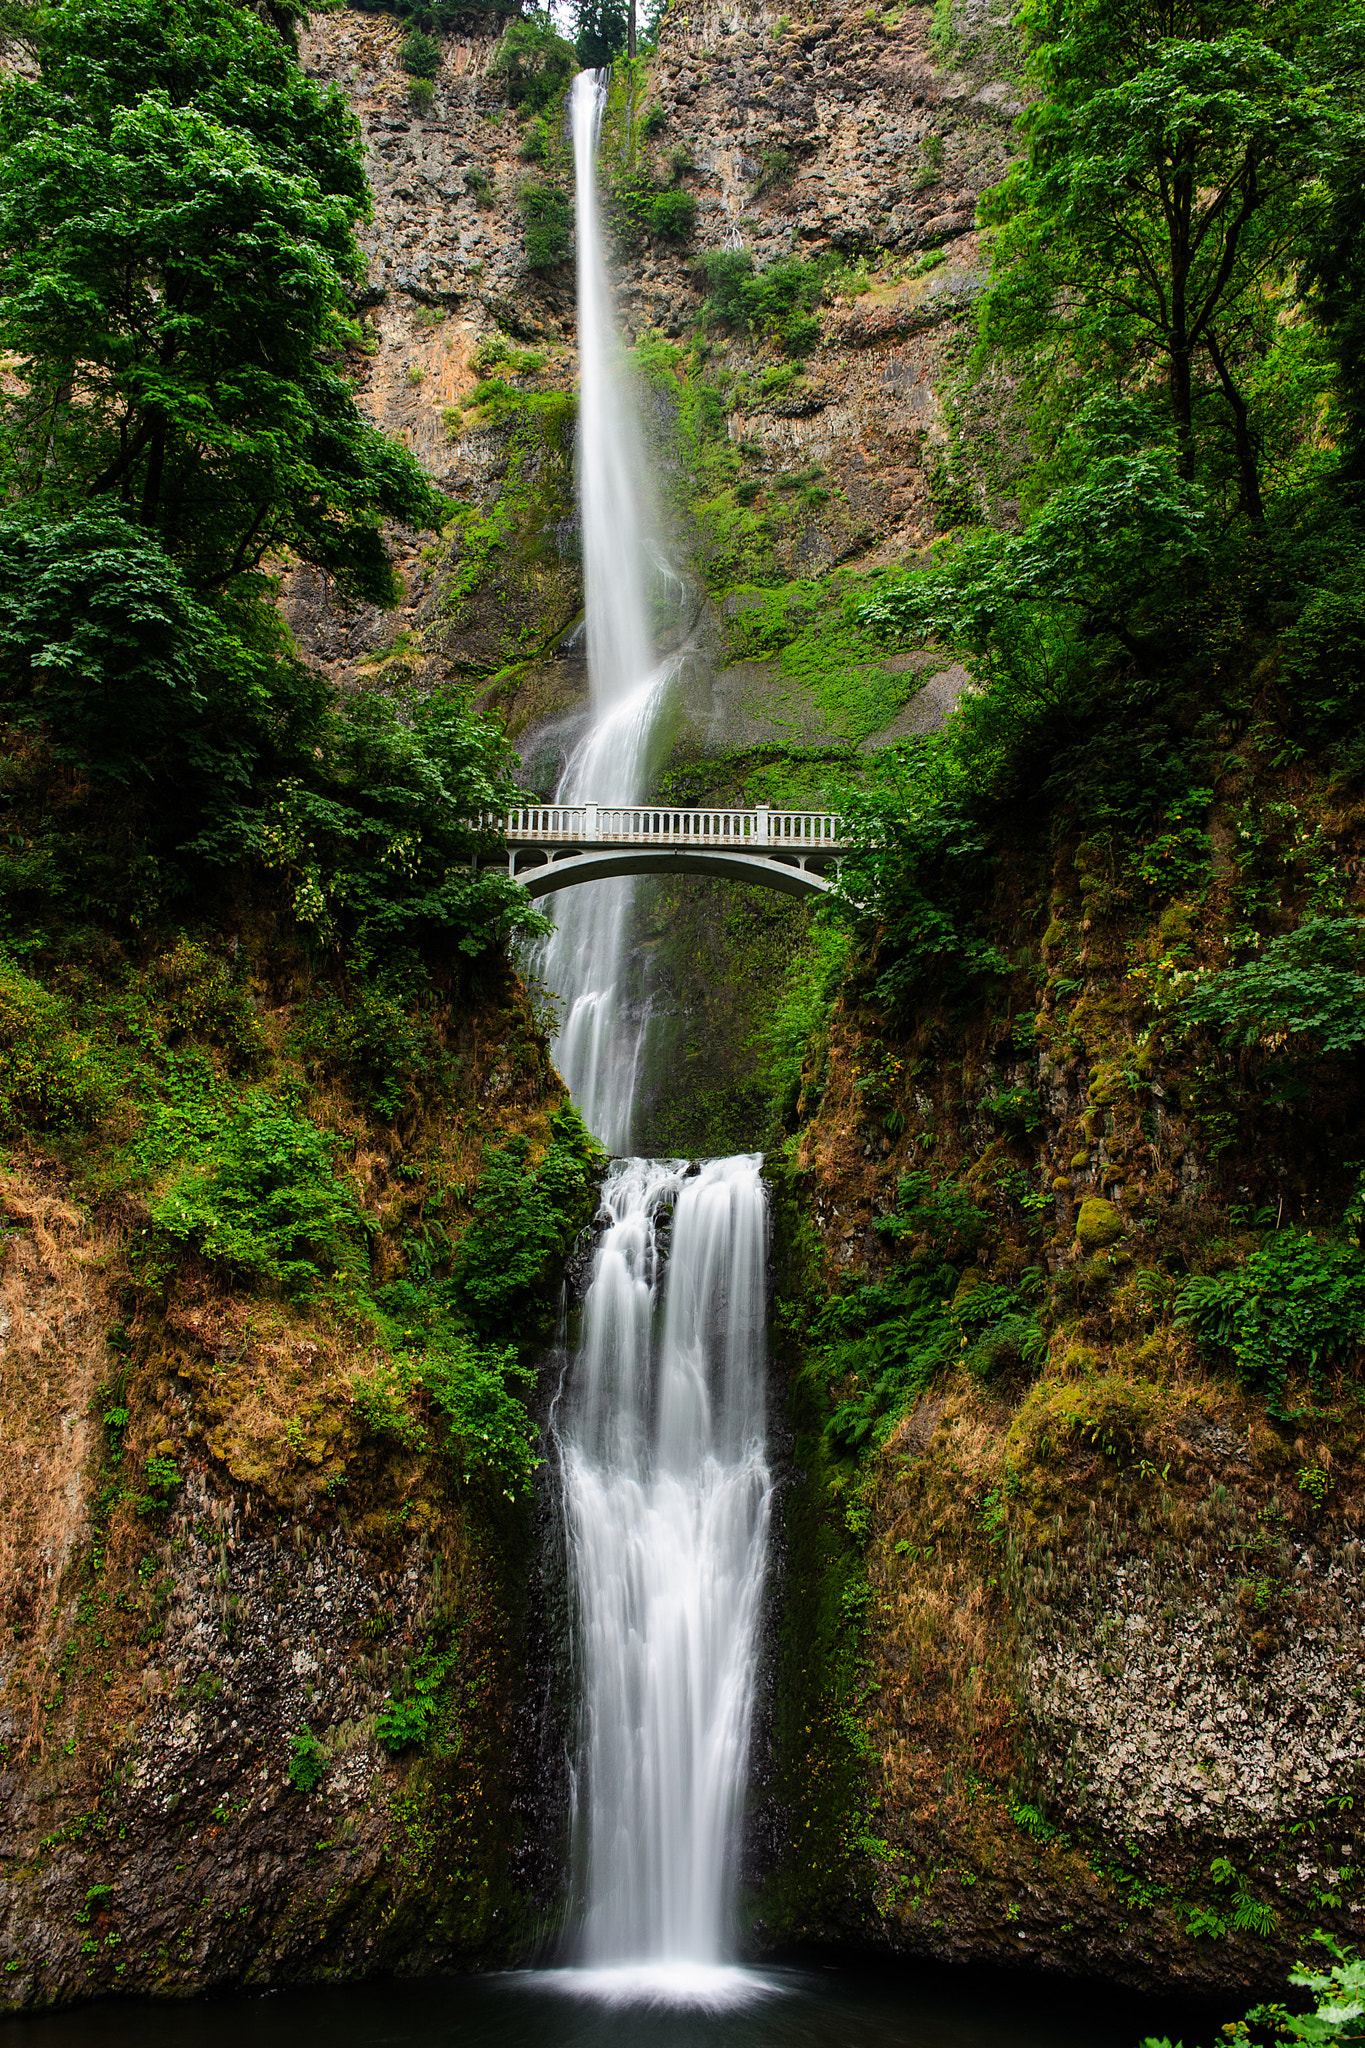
top-left (535, 70), bottom-right (676, 1151)
top-left (542, 73), bottom-right (775, 1999)
top-left (557, 1158), bottom-right (773, 1971)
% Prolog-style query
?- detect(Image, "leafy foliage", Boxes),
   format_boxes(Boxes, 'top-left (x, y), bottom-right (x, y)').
top-left (398, 28), bottom-right (440, 74)
top-left (574, 0), bottom-right (628, 64)
top-left (0, 949), bottom-right (112, 1131)
top-left (700, 250), bottom-right (837, 357)
top-left (287, 1727), bottom-right (328, 1792)
top-left (980, 0), bottom-right (1359, 519)
top-left (648, 186), bottom-right (696, 243)
top-left (518, 181), bottom-right (573, 271)
top-left (1144, 1937), bottom-right (1365, 2047)
top-left (422, 1335), bottom-right (539, 1499)
top-left (492, 16), bottom-right (575, 113)
top-left (836, 746), bottom-right (1009, 1017)
top-left (375, 1634), bottom-right (461, 1753)
top-left (0, 509), bottom-right (321, 812)
top-left (1180, 917), bottom-right (1365, 1056)
top-left (145, 1099), bottom-right (373, 1298)
top-left (0, 0), bottom-right (444, 600)
top-left (453, 1106), bottom-right (604, 1339)
top-left (1176, 1229), bottom-right (1365, 1416)
top-left (816, 1266), bottom-right (958, 1452)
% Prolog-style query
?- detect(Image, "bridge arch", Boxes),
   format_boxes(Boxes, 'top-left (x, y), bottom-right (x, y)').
top-left (510, 845), bottom-right (836, 900)
top-left (502, 800), bottom-right (846, 903)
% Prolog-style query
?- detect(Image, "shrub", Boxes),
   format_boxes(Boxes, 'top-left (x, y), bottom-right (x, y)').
top-left (234, 690), bottom-right (543, 965)
top-left (813, 1266), bottom-right (958, 1451)
top-left (464, 167), bottom-right (495, 206)
top-left (700, 249), bottom-right (755, 325)
top-left (491, 17), bottom-right (574, 112)
top-left (453, 1106), bottom-right (602, 1338)
top-left (422, 1334), bottom-right (539, 1499)
top-left (519, 114), bottom-right (550, 162)
top-left (141, 1452), bottom-right (183, 1511)
top-left (296, 976), bottom-right (446, 1121)
top-left (0, 953), bottom-right (112, 1132)
top-left (1177, 1229), bottom-right (1365, 1417)
top-left (288, 1728), bottom-right (328, 1792)
top-left (376, 1638), bottom-right (456, 1754)
top-left (408, 75), bottom-right (434, 112)
top-left (146, 1101), bottom-right (374, 1298)
top-left (755, 145), bottom-right (793, 188)
top-left (1143, 1937), bottom-right (1365, 2048)
top-left (1281, 588), bottom-right (1365, 740)
top-left (641, 100), bottom-right (666, 138)
top-left (1179, 916), bottom-right (1365, 1057)
top-left (876, 1168), bottom-right (992, 1260)
top-left (519, 183), bottom-right (573, 271)
top-left (649, 187), bottom-right (696, 242)
top-left (779, 311), bottom-right (821, 358)
top-left (398, 29), bottom-right (440, 75)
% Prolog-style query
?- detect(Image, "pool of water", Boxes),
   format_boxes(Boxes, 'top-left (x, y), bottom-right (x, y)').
top-left (6, 1960), bottom-right (1215, 2048)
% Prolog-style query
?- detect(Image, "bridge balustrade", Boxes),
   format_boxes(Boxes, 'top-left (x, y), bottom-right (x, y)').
top-left (504, 804), bottom-right (843, 846)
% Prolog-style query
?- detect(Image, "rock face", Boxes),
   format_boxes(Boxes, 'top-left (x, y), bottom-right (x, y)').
top-left (282, 0), bottom-right (1015, 733)
top-left (0, 995), bottom-right (574, 2011)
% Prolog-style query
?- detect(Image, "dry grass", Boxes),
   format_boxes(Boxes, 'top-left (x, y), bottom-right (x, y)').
top-left (0, 1170), bottom-right (115, 1749)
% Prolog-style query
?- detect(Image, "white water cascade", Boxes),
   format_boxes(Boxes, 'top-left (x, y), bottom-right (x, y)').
top-left (540, 74), bottom-right (777, 2003)
top-left (536, 70), bottom-right (679, 1151)
top-left (557, 1158), bottom-right (773, 1982)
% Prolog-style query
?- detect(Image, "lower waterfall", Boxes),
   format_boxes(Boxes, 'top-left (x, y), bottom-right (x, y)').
top-left (554, 1156), bottom-right (773, 1974)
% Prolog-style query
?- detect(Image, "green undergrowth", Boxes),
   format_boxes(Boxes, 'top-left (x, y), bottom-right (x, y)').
top-left (627, 338), bottom-right (872, 592)
top-left (754, 1159), bottom-right (885, 1940)
top-left (442, 379), bottom-right (577, 671)
top-left (718, 574), bottom-right (939, 745)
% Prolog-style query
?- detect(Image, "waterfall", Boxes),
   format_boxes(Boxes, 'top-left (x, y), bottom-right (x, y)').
top-left (536, 70), bottom-right (677, 1152)
top-left (556, 1158), bottom-right (772, 1978)
top-left (534, 74), bottom-right (776, 2003)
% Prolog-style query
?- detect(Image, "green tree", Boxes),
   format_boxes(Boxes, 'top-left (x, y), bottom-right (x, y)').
top-left (1301, 138), bottom-right (1365, 495)
top-left (0, 0), bottom-right (444, 599)
top-left (982, 0), bottom-right (1363, 519)
top-left (575, 0), bottom-right (629, 66)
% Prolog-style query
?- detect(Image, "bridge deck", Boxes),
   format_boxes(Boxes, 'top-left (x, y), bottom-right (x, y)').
top-left (502, 802), bottom-right (847, 900)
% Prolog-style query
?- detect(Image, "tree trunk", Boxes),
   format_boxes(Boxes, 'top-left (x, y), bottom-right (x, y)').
top-left (140, 414), bottom-right (166, 529)
top-left (1205, 329), bottom-right (1265, 526)
top-left (628, 0), bottom-right (635, 60)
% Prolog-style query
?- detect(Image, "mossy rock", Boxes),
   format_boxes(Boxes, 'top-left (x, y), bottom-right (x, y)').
top-left (1075, 1196), bottom-right (1124, 1252)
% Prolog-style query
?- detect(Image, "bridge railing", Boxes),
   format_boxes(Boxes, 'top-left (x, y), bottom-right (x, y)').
top-left (504, 803), bottom-right (844, 848)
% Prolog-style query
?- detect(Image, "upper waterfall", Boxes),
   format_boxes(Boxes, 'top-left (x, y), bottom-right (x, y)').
top-left (570, 69), bottom-right (653, 725)
top-left (534, 70), bottom-right (680, 1151)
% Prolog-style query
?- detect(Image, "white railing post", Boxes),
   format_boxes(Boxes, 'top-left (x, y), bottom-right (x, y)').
top-left (501, 802), bottom-right (846, 855)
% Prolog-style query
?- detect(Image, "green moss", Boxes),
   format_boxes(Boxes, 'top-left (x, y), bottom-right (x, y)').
top-left (751, 1158), bottom-right (880, 1938)
top-left (1075, 1195), bottom-right (1124, 1251)
top-left (719, 574), bottom-right (929, 744)
top-left (442, 386), bottom-right (577, 672)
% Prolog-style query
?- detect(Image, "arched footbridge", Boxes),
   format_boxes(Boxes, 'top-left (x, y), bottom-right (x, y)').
top-left (504, 803), bottom-right (845, 900)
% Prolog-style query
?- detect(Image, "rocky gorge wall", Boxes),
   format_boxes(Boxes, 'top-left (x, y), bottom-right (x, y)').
top-left (5, 0), bottom-right (1365, 2016)
top-left (0, 965), bottom-right (593, 2009)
